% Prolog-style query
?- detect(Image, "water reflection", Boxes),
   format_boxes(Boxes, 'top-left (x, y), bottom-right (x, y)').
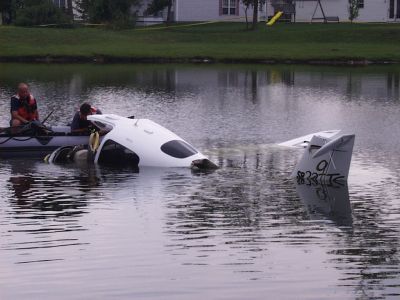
top-left (163, 148), bottom-right (301, 275)
top-left (1, 161), bottom-right (103, 265)
top-left (295, 182), bottom-right (353, 227)
top-left (1, 64), bottom-right (400, 155)
top-left (1, 64), bottom-right (400, 119)
top-left (6, 160), bottom-right (100, 220)
top-left (1, 64), bottom-right (400, 299)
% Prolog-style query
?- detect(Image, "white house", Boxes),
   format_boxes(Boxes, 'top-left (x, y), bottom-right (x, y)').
top-left (53, 0), bottom-right (72, 10)
top-left (173, 0), bottom-right (270, 22)
top-left (142, 0), bottom-right (400, 23)
top-left (151, 0), bottom-right (400, 23)
top-left (53, 0), bottom-right (400, 24)
top-left (295, 0), bottom-right (400, 23)
top-left (136, 0), bottom-right (273, 26)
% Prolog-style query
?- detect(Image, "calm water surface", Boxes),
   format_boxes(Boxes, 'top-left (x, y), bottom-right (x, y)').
top-left (0, 64), bottom-right (400, 299)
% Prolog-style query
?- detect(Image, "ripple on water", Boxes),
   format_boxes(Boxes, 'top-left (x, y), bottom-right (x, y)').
top-left (1, 64), bottom-right (400, 299)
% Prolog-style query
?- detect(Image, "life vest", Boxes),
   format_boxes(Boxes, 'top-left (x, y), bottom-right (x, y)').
top-left (14, 95), bottom-right (37, 121)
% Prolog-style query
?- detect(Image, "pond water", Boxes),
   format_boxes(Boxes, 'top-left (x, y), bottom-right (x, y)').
top-left (0, 63), bottom-right (400, 299)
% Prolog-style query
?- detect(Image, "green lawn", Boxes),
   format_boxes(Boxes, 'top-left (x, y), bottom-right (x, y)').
top-left (1, 23), bottom-right (400, 62)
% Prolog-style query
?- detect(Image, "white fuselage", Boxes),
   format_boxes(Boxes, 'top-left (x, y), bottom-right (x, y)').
top-left (88, 114), bottom-right (208, 168)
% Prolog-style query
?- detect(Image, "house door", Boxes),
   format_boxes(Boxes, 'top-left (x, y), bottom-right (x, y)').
top-left (389, 0), bottom-right (400, 20)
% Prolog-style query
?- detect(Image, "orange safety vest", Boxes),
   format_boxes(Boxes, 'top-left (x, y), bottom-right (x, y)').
top-left (14, 95), bottom-right (37, 121)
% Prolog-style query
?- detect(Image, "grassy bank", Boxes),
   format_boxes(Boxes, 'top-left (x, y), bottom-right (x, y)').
top-left (1, 23), bottom-right (400, 63)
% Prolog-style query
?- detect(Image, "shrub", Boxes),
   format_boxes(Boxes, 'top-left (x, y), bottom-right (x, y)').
top-left (348, 0), bottom-right (360, 22)
top-left (89, 0), bottom-right (139, 29)
top-left (15, 0), bottom-right (70, 26)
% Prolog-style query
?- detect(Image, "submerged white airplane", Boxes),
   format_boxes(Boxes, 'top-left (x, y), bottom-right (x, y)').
top-left (46, 115), bottom-right (355, 179)
top-left (279, 130), bottom-right (355, 184)
top-left (46, 114), bottom-right (218, 170)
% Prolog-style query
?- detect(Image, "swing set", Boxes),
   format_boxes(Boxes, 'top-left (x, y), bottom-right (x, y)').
top-left (306, 0), bottom-right (340, 23)
top-left (269, 0), bottom-right (339, 23)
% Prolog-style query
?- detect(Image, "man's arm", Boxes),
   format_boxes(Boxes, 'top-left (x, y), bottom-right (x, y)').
top-left (11, 111), bottom-right (29, 124)
top-left (33, 98), bottom-right (39, 121)
top-left (70, 112), bottom-right (81, 132)
top-left (70, 112), bottom-right (89, 133)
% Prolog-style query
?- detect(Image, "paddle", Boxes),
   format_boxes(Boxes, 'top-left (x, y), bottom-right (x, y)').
top-left (41, 110), bottom-right (54, 126)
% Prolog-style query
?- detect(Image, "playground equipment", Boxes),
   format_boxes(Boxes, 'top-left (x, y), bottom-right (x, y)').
top-left (267, 0), bottom-right (339, 24)
top-left (308, 0), bottom-right (339, 23)
top-left (267, 11), bottom-right (283, 26)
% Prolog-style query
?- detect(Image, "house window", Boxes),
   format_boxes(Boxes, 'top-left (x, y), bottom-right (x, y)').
top-left (222, 0), bottom-right (237, 15)
top-left (53, 0), bottom-right (66, 8)
top-left (397, 0), bottom-right (400, 18)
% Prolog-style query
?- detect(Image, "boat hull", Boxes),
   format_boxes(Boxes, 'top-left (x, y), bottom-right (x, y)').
top-left (0, 134), bottom-right (91, 158)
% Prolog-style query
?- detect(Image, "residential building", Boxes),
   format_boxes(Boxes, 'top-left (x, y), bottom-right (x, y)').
top-left (295, 0), bottom-right (400, 23)
top-left (53, 0), bottom-right (70, 9)
top-left (173, 0), bottom-right (270, 22)
top-left (53, 0), bottom-right (65, 8)
top-left (135, 0), bottom-right (165, 26)
top-left (7, 0), bottom-right (399, 24)
top-left (53, 0), bottom-right (74, 17)
top-left (137, 0), bottom-right (272, 25)
top-left (157, 0), bottom-right (400, 23)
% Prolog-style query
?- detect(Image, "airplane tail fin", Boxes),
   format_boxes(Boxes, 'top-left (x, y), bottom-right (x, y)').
top-left (292, 134), bottom-right (355, 184)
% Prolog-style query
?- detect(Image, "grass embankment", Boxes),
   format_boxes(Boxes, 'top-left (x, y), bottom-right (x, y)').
top-left (1, 23), bottom-right (400, 63)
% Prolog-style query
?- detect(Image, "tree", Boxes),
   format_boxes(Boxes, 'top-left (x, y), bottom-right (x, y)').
top-left (0, 0), bottom-right (12, 24)
top-left (146, 0), bottom-right (173, 25)
top-left (252, 0), bottom-right (258, 29)
top-left (89, 0), bottom-right (141, 28)
top-left (0, 0), bottom-right (24, 24)
top-left (75, 0), bottom-right (91, 21)
top-left (241, 0), bottom-right (266, 30)
top-left (241, 0), bottom-right (252, 29)
top-left (66, 0), bottom-right (73, 18)
top-left (348, 0), bottom-right (359, 22)
top-left (14, 0), bottom-right (70, 26)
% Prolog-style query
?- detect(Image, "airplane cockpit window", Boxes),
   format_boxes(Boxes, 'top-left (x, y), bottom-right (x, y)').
top-left (160, 140), bottom-right (198, 159)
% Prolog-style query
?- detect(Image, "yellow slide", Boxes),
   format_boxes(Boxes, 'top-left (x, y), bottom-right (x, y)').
top-left (266, 11), bottom-right (283, 26)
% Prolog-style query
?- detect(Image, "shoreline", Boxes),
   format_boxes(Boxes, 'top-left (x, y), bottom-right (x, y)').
top-left (0, 55), bottom-right (398, 65)
top-left (2, 23), bottom-right (400, 66)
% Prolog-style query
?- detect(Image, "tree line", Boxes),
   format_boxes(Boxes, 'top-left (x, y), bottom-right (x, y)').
top-left (0, 0), bottom-right (141, 27)
top-left (0, 0), bottom-right (267, 29)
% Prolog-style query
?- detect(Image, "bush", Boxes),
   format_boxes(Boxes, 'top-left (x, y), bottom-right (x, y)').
top-left (348, 0), bottom-right (360, 22)
top-left (89, 0), bottom-right (139, 29)
top-left (108, 12), bottom-right (137, 29)
top-left (15, 0), bottom-right (70, 26)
